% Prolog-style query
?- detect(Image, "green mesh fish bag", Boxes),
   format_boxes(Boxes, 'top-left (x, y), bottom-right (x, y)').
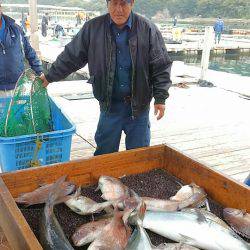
top-left (0, 69), bottom-right (53, 137)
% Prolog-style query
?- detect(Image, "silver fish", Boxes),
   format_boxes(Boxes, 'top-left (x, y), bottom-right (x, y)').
top-left (223, 208), bottom-right (250, 239)
top-left (126, 203), bottom-right (199, 250)
top-left (126, 219), bottom-right (199, 250)
top-left (64, 187), bottom-right (113, 215)
top-left (138, 209), bottom-right (250, 250)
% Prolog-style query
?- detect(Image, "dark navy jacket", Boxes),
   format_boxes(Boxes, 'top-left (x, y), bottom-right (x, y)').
top-left (0, 15), bottom-right (43, 90)
top-left (46, 13), bottom-right (172, 117)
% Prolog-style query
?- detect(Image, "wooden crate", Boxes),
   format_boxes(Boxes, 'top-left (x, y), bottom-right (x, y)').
top-left (0, 144), bottom-right (249, 250)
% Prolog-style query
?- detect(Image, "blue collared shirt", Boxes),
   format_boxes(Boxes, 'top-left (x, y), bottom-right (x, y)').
top-left (0, 16), bottom-right (6, 42)
top-left (110, 15), bottom-right (132, 101)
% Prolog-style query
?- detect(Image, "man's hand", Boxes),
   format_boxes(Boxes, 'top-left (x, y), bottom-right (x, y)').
top-left (40, 73), bottom-right (49, 88)
top-left (154, 104), bottom-right (165, 120)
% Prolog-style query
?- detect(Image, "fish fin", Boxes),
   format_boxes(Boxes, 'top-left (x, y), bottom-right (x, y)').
top-left (173, 179), bottom-right (184, 188)
top-left (56, 195), bottom-right (71, 204)
top-left (104, 205), bottom-right (114, 215)
top-left (179, 234), bottom-right (195, 245)
top-left (205, 198), bottom-right (211, 211)
top-left (46, 175), bottom-right (67, 209)
top-left (95, 185), bottom-right (100, 192)
top-left (126, 227), bottom-right (138, 245)
top-left (230, 226), bottom-right (250, 240)
top-left (38, 182), bottom-right (47, 187)
top-left (138, 200), bottom-right (146, 222)
top-left (74, 186), bottom-right (82, 199)
top-left (193, 208), bottom-right (207, 223)
top-left (14, 197), bottom-right (26, 203)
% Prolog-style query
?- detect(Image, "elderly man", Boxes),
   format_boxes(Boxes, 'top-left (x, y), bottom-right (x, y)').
top-left (0, 2), bottom-right (42, 96)
top-left (41, 0), bottom-right (172, 155)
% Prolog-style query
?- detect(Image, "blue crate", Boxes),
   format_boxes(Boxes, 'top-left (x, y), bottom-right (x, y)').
top-left (0, 97), bottom-right (76, 172)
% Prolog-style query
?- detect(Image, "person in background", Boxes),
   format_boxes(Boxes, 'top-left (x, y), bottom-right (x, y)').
top-left (41, 13), bottom-right (49, 37)
top-left (54, 23), bottom-right (66, 38)
top-left (40, 0), bottom-right (172, 156)
top-left (0, 2), bottom-right (43, 97)
top-left (173, 16), bottom-right (177, 27)
top-left (21, 11), bottom-right (27, 33)
top-left (244, 173), bottom-right (250, 186)
top-left (213, 17), bottom-right (224, 44)
top-left (76, 12), bottom-right (81, 26)
top-left (25, 12), bottom-right (31, 35)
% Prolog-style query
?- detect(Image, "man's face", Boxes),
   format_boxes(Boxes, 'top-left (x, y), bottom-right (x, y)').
top-left (108, 0), bottom-right (134, 27)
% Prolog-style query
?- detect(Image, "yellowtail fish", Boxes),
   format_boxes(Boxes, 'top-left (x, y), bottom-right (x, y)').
top-left (126, 202), bottom-right (199, 250)
top-left (126, 223), bottom-right (199, 250)
top-left (136, 209), bottom-right (250, 250)
top-left (39, 176), bottom-right (74, 250)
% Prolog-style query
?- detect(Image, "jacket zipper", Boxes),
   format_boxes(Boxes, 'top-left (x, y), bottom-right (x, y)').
top-left (129, 39), bottom-right (135, 119)
top-left (107, 37), bottom-right (113, 111)
top-left (0, 41), bottom-right (6, 54)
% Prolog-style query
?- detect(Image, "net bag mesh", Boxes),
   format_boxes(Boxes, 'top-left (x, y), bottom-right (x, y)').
top-left (0, 69), bottom-right (53, 137)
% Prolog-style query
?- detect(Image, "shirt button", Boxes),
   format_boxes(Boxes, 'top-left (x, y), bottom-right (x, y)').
top-left (119, 67), bottom-right (122, 70)
top-left (117, 33), bottom-right (120, 36)
top-left (118, 50), bottom-right (121, 54)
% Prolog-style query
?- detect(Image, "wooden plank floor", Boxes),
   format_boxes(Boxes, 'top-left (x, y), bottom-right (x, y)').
top-left (48, 81), bottom-right (250, 184)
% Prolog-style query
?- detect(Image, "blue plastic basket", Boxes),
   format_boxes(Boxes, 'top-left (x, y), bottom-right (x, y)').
top-left (0, 97), bottom-right (76, 172)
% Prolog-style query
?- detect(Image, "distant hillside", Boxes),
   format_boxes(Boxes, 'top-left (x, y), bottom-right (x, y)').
top-left (5, 0), bottom-right (250, 19)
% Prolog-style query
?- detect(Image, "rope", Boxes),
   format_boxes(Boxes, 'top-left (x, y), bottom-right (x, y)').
top-left (30, 135), bottom-right (43, 167)
top-left (75, 132), bottom-right (96, 149)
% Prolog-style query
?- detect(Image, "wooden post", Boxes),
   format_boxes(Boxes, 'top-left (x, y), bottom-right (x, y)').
top-left (29, 0), bottom-right (40, 57)
top-left (200, 26), bottom-right (214, 81)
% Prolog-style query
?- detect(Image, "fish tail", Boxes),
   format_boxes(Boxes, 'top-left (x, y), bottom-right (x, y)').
top-left (46, 175), bottom-right (67, 211)
top-left (137, 200), bottom-right (146, 223)
top-left (14, 197), bottom-right (29, 205)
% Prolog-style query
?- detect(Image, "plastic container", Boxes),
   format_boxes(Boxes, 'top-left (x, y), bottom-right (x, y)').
top-left (0, 97), bottom-right (76, 172)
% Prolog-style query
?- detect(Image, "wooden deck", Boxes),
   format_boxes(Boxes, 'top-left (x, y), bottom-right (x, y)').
top-left (47, 78), bottom-right (250, 184)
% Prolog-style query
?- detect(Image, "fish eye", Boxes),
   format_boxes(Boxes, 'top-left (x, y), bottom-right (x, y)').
top-left (73, 207), bottom-right (82, 213)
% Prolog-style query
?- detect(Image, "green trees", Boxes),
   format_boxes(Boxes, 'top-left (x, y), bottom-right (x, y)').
top-left (6, 0), bottom-right (250, 19)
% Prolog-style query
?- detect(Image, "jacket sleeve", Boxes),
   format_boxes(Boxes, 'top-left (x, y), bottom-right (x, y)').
top-left (21, 31), bottom-right (43, 75)
top-left (45, 23), bottom-right (89, 83)
top-left (149, 25), bottom-right (172, 105)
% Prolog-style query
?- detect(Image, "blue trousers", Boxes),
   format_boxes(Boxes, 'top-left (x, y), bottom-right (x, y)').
top-left (94, 101), bottom-right (150, 156)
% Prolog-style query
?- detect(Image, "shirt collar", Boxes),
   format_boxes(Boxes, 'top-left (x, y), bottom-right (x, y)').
top-left (0, 16), bottom-right (6, 31)
top-left (110, 14), bottom-right (132, 30)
